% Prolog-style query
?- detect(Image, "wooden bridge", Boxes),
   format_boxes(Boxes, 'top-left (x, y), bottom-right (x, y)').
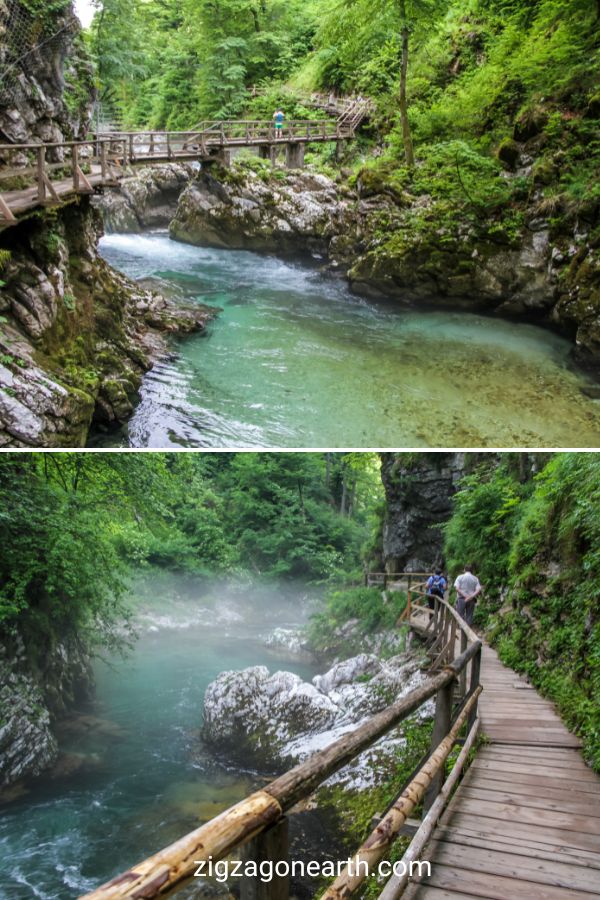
top-left (77, 578), bottom-right (598, 900)
top-left (0, 107), bottom-right (363, 231)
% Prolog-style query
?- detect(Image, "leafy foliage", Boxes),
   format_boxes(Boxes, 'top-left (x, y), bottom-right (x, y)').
top-left (444, 453), bottom-right (600, 769)
top-left (0, 453), bottom-right (382, 652)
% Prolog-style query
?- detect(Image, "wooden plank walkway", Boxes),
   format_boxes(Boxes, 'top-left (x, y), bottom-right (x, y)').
top-left (405, 642), bottom-right (600, 899)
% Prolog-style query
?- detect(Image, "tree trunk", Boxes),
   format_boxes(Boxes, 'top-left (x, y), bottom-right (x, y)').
top-left (399, 24), bottom-right (414, 167)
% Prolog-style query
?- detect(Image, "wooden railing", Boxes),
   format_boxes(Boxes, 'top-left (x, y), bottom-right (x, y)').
top-left (0, 118), bottom-right (355, 227)
top-left (79, 594), bottom-right (482, 900)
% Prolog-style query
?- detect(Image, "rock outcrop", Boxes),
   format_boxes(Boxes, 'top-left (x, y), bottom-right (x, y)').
top-left (168, 158), bottom-right (600, 370)
top-left (380, 453), bottom-right (468, 572)
top-left (0, 201), bottom-right (216, 447)
top-left (94, 164), bottom-right (197, 233)
top-left (0, 632), bottom-right (93, 790)
top-left (0, 0), bottom-right (94, 152)
top-left (170, 164), bottom-right (346, 257)
top-left (202, 651), bottom-right (428, 786)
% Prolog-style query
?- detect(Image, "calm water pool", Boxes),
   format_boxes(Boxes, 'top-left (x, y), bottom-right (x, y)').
top-left (96, 232), bottom-right (600, 448)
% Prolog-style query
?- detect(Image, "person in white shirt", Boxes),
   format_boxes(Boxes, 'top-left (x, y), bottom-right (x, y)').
top-left (454, 565), bottom-right (482, 626)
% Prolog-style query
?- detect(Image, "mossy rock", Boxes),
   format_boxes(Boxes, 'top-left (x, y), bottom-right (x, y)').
top-left (497, 138), bottom-right (520, 170)
top-left (532, 157), bottom-right (558, 186)
top-left (584, 91), bottom-right (600, 118)
top-left (514, 105), bottom-right (548, 142)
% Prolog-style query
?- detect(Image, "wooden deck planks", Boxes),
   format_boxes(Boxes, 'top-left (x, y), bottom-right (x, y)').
top-left (407, 639), bottom-right (600, 900)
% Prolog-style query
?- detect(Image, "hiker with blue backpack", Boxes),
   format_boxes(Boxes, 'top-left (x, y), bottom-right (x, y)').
top-left (426, 568), bottom-right (447, 610)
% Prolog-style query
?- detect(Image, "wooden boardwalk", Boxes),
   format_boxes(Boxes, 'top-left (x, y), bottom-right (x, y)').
top-left (0, 112), bottom-right (362, 229)
top-left (405, 642), bottom-right (600, 899)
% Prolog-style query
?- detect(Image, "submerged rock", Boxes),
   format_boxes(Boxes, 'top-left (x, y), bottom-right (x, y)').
top-left (202, 652), bottom-right (428, 786)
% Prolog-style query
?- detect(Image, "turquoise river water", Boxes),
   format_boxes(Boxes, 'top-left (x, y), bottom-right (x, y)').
top-left (0, 581), bottom-right (318, 899)
top-left (95, 232), bottom-right (600, 448)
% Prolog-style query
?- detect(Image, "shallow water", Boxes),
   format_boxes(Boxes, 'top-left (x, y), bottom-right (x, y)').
top-left (0, 580), bottom-right (318, 899)
top-left (96, 232), bottom-right (600, 448)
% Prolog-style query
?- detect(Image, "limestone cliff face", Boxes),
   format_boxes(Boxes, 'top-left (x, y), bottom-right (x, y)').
top-left (380, 453), bottom-right (468, 572)
top-left (0, 201), bottom-right (215, 447)
top-left (0, 631), bottom-right (93, 789)
top-left (170, 164), bottom-right (348, 257)
top-left (93, 164), bottom-right (197, 233)
top-left (0, 0), bottom-right (94, 152)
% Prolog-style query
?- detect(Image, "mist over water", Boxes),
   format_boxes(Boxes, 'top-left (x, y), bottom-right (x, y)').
top-left (96, 232), bottom-right (600, 448)
top-left (0, 577), bottom-right (319, 900)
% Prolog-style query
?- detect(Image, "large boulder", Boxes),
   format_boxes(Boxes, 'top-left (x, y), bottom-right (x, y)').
top-left (94, 164), bottom-right (196, 233)
top-left (202, 652), bottom-right (428, 785)
top-left (170, 167), bottom-right (345, 257)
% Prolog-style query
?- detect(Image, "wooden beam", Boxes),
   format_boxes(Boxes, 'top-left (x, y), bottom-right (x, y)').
top-left (320, 687), bottom-right (482, 899)
top-left (378, 717), bottom-right (481, 900)
top-left (79, 791), bottom-right (283, 900)
top-left (0, 194), bottom-right (17, 222)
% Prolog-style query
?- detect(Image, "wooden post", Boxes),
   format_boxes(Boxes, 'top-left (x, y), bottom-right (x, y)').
top-left (447, 617), bottom-right (457, 666)
top-left (240, 817), bottom-right (289, 900)
top-left (37, 145), bottom-right (46, 202)
top-left (0, 194), bottom-right (17, 223)
top-left (149, 133), bottom-right (155, 157)
top-left (100, 141), bottom-right (108, 180)
top-left (423, 677), bottom-right (454, 813)
top-left (467, 644), bottom-right (482, 732)
top-left (128, 133), bottom-right (134, 161)
top-left (72, 144), bottom-right (79, 191)
top-left (459, 630), bottom-right (468, 698)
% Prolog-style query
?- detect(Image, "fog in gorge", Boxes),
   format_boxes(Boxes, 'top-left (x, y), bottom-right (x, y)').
top-left (0, 575), bottom-right (323, 899)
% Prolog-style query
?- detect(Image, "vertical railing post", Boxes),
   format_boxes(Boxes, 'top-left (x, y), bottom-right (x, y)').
top-left (423, 677), bottom-right (455, 814)
top-left (72, 143), bottom-right (79, 191)
top-left (100, 141), bottom-right (108, 180)
top-left (240, 817), bottom-right (289, 900)
top-left (447, 616), bottom-right (457, 666)
top-left (467, 644), bottom-right (482, 732)
top-left (149, 132), bottom-right (155, 157)
top-left (37, 145), bottom-right (46, 202)
top-left (459, 630), bottom-right (468, 698)
top-left (129, 133), bottom-right (134, 162)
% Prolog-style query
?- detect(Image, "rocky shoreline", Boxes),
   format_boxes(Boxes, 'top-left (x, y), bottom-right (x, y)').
top-left (0, 199), bottom-right (216, 447)
top-left (0, 632), bottom-right (94, 795)
top-left (2, 149), bottom-right (598, 446)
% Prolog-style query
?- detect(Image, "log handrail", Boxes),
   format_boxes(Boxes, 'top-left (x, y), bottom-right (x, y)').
top-left (78, 592), bottom-right (482, 900)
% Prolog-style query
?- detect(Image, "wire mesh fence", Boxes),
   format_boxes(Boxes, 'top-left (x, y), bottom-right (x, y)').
top-left (0, 0), bottom-right (79, 107)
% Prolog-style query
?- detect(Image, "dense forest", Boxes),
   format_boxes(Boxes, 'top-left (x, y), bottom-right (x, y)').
top-left (87, 0), bottom-right (600, 208)
top-left (0, 452), bottom-right (381, 651)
